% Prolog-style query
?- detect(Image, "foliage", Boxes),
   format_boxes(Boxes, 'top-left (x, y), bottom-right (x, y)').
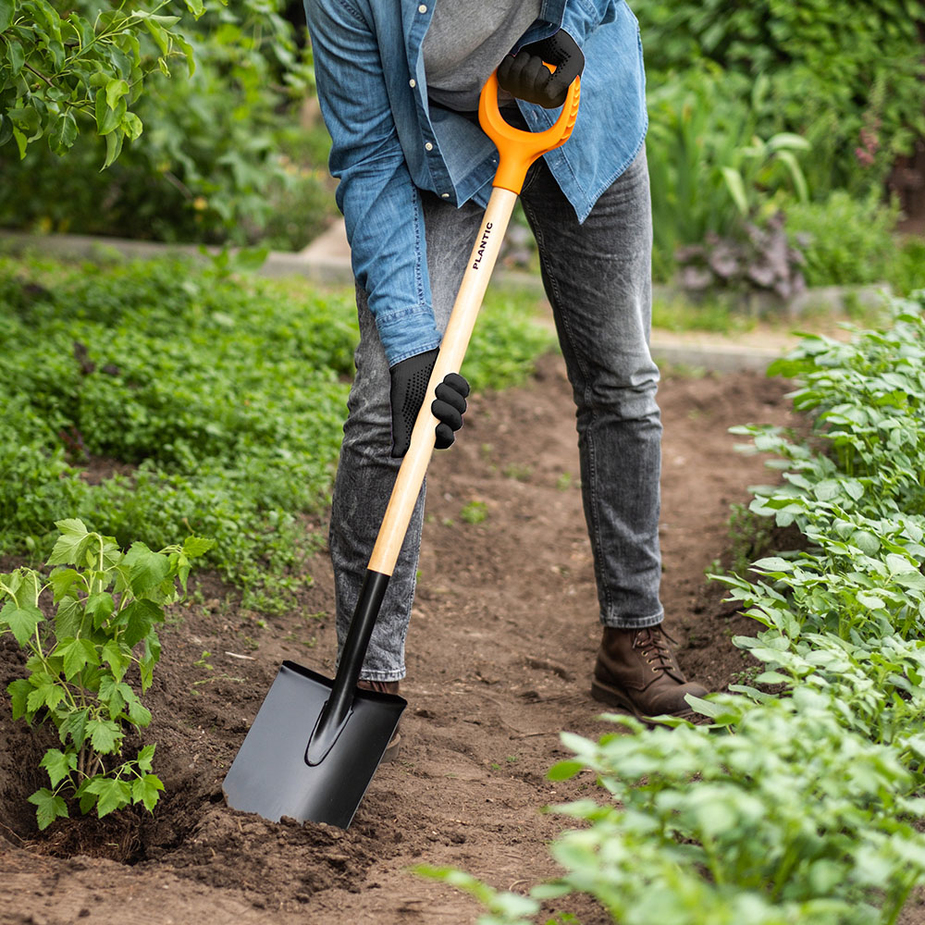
top-left (0, 0), bottom-right (334, 247)
top-left (0, 519), bottom-right (212, 829)
top-left (645, 68), bottom-right (811, 282)
top-left (634, 0), bottom-right (925, 195)
top-left (784, 190), bottom-right (901, 288)
top-left (675, 211), bottom-right (807, 300)
top-left (421, 294), bottom-right (925, 922)
top-left (0, 0), bottom-right (211, 165)
top-left (0, 252), bottom-right (554, 608)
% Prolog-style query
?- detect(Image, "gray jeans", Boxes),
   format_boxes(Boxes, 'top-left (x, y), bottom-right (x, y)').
top-left (330, 146), bottom-right (662, 682)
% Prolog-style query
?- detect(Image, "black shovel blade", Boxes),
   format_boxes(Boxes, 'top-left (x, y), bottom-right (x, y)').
top-left (223, 660), bottom-right (405, 829)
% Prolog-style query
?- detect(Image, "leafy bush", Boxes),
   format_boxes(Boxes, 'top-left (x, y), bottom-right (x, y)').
top-left (634, 0), bottom-right (925, 196)
top-left (0, 0), bottom-right (209, 162)
top-left (784, 191), bottom-right (901, 287)
top-left (645, 68), bottom-right (811, 282)
top-left (1, 519), bottom-right (212, 829)
top-left (0, 0), bottom-right (335, 247)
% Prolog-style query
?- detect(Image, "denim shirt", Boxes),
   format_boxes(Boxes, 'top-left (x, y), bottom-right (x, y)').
top-left (304, 0), bottom-right (647, 367)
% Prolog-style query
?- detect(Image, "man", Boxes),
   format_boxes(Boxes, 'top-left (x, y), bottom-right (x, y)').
top-left (304, 0), bottom-right (708, 739)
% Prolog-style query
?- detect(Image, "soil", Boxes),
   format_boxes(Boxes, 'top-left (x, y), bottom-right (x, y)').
top-left (2, 353), bottom-right (919, 924)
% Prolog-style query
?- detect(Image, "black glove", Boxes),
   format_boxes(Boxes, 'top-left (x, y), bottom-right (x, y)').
top-left (389, 348), bottom-right (470, 458)
top-left (497, 29), bottom-right (585, 109)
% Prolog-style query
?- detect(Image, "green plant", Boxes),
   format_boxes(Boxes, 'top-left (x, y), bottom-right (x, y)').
top-left (0, 0), bottom-right (331, 246)
top-left (784, 190), bottom-right (901, 287)
top-left (0, 0), bottom-right (211, 163)
top-left (0, 252), bottom-right (556, 607)
top-left (0, 518), bottom-right (212, 829)
top-left (423, 689), bottom-right (925, 925)
top-left (634, 0), bottom-right (925, 196)
top-left (460, 500), bottom-right (488, 525)
top-left (645, 68), bottom-right (811, 283)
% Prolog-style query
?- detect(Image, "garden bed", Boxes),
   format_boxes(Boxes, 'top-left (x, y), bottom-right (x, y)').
top-left (0, 355), bottom-right (850, 924)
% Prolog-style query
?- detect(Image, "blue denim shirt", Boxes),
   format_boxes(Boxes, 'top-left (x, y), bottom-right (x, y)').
top-left (305, 0), bottom-right (647, 367)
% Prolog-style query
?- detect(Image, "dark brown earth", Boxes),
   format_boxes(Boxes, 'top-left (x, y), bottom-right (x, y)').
top-left (3, 351), bottom-right (918, 925)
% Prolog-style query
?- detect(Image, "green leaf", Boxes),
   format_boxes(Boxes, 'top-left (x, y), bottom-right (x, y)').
top-left (721, 166), bottom-right (749, 216)
top-left (1, 601), bottom-right (44, 646)
top-left (86, 718), bottom-right (122, 755)
top-left (183, 536), bottom-right (215, 558)
top-left (49, 568), bottom-right (82, 602)
top-left (124, 543), bottom-right (171, 595)
top-left (27, 679), bottom-right (65, 713)
top-left (121, 599), bottom-right (163, 647)
top-left (95, 90), bottom-right (120, 137)
top-left (59, 637), bottom-right (100, 680)
top-left (751, 557), bottom-right (794, 573)
top-left (101, 639), bottom-right (129, 682)
top-left (6, 36), bottom-right (24, 75)
top-left (47, 110), bottom-right (78, 154)
top-left (28, 788), bottom-right (69, 830)
top-left (132, 773), bottom-right (164, 812)
top-left (8, 677), bottom-right (32, 720)
top-left (86, 592), bottom-right (115, 629)
top-left (143, 18), bottom-right (170, 55)
top-left (89, 776), bottom-right (131, 818)
top-left (54, 595), bottom-right (85, 639)
top-left (137, 744), bottom-right (156, 771)
top-left (126, 696), bottom-right (151, 728)
top-left (59, 708), bottom-right (89, 749)
top-left (39, 749), bottom-right (76, 788)
top-left (0, 0), bottom-right (14, 32)
top-left (547, 760), bottom-right (584, 781)
top-left (105, 78), bottom-right (129, 111)
top-left (48, 520), bottom-right (90, 565)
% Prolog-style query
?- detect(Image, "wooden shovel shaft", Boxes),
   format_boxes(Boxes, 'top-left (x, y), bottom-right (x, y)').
top-left (367, 186), bottom-right (518, 576)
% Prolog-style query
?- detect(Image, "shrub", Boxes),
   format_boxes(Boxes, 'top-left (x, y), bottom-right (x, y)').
top-left (634, 0), bottom-right (925, 196)
top-left (1, 520), bottom-right (212, 829)
top-left (784, 190), bottom-right (901, 287)
top-left (0, 0), bottom-right (335, 247)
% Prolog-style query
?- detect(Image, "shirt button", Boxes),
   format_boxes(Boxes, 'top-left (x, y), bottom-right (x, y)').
top-left (441, 193), bottom-right (449, 198)
top-left (418, 4), bottom-right (427, 12)
top-left (409, 78), bottom-right (416, 88)
top-left (424, 142), bottom-right (434, 151)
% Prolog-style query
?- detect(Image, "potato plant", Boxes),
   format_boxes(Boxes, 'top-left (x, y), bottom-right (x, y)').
top-left (423, 295), bottom-right (925, 922)
top-left (0, 519), bottom-right (212, 828)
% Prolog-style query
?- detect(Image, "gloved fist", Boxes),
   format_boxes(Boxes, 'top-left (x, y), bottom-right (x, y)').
top-left (389, 349), bottom-right (470, 458)
top-left (497, 29), bottom-right (584, 109)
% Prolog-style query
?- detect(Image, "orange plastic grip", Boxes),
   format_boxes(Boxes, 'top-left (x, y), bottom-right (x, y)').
top-left (478, 71), bottom-right (581, 195)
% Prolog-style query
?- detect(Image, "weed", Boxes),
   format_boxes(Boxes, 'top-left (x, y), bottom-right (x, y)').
top-left (460, 501), bottom-right (489, 525)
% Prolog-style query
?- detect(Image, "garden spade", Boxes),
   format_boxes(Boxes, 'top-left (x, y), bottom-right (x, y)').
top-left (223, 69), bottom-right (581, 830)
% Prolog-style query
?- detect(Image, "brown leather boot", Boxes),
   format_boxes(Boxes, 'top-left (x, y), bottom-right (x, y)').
top-left (357, 679), bottom-right (402, 760)
top-left (591, 625), bottom-right (708, 721)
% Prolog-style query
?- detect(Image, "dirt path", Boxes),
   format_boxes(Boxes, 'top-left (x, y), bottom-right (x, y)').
top-left (0, 353), bottom-right (800, 925)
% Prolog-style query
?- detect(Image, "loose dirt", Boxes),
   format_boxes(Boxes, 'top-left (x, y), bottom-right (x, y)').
top-left (0, 351), bottom-right (849, 924)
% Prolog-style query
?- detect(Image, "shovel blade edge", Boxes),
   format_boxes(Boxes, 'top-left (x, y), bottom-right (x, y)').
top-left (223, 660), bottom-right (405, 829)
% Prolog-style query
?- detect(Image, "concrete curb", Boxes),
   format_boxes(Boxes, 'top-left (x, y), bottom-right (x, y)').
top-left (2, 225), bottom-right (839, 373)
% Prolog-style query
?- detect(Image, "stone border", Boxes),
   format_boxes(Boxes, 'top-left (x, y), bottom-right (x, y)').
top-left (1, 224), bottom-right (889, 372)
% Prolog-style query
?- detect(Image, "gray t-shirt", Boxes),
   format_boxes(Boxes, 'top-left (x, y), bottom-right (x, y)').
top-left (422, 0), bottom-right (542, 111)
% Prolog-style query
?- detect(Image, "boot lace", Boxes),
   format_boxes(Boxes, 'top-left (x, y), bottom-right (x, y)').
top-left (633, 626), bottom-right (677, 672)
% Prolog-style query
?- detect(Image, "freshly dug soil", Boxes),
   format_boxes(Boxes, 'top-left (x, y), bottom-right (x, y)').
top-left (5, 352), bottom-right (908, 925)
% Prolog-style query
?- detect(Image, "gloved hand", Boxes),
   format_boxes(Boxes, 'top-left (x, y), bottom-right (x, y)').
top-left (389, 348), bottom-right (470, 458)
top-left (497, 29), bottom-right (585, 109)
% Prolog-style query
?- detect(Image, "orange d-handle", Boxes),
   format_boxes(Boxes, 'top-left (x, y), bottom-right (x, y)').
top-left (478, 71), bottom-right (581, 194)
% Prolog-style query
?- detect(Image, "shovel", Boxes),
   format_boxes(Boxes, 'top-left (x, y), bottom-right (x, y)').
top-left (223, 68), bottom-right (581, 830)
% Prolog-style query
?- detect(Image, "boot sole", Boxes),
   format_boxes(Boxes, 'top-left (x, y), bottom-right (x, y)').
top-left (590, 678), bottom-right (701, 725)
